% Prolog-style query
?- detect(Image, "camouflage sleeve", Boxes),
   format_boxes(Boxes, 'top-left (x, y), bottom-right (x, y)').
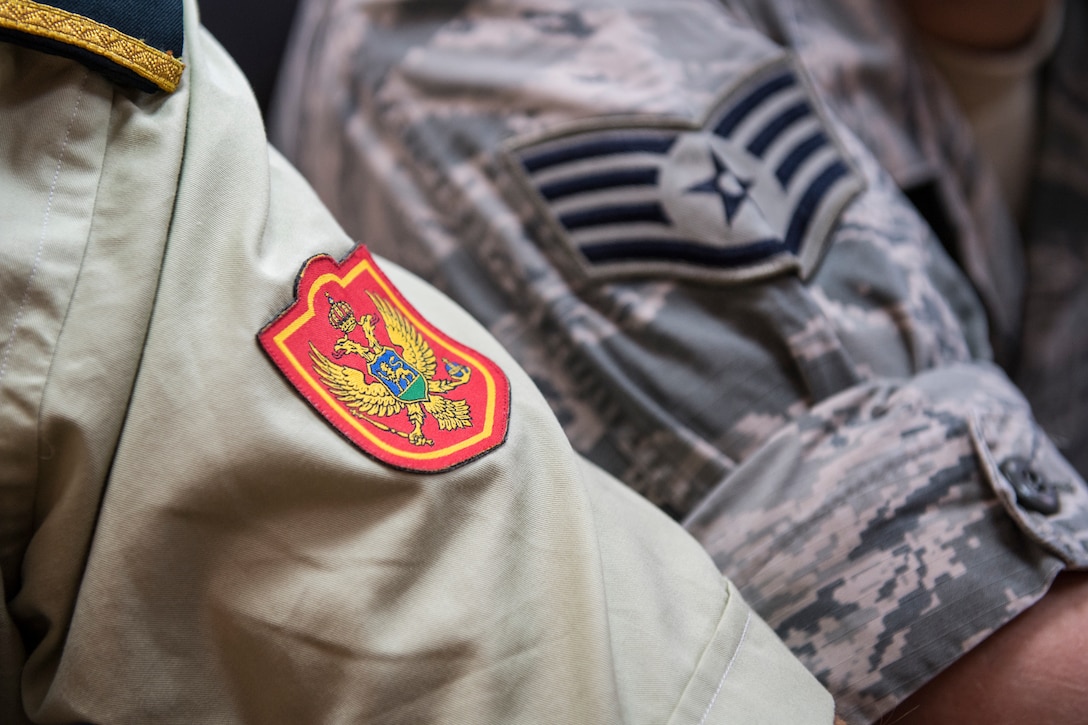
top-left (683, 362), bottom-right (1088, 720)
top-left (270, 0), bottom-right (1088, 721)
top-left (1015, 1), bottom-right (1088, 479)
top-left (730, 0), bottom-right (1088, 481)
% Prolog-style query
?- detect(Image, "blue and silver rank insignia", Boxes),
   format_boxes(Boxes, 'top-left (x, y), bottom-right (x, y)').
top-left (506, 58), bottom-right (863, 283)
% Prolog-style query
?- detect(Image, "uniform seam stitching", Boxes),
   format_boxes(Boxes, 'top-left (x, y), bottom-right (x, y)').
top-left (698, 609), bottom-right (752, 725)
top-left (0, 69), bottom-right (88, 385)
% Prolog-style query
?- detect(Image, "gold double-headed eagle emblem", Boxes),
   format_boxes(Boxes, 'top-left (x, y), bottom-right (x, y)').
top-left (309, 291), bottom-right (474, 446)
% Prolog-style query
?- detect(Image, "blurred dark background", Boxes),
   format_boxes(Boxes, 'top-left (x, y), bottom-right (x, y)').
top-left (201, 0), bottom-right (301, 119)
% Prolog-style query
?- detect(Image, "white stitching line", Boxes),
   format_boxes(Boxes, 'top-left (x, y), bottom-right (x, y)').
top-left (698, 610), bottom-right (752, 725)
top-left (0, 70), bottom-right (88, 385)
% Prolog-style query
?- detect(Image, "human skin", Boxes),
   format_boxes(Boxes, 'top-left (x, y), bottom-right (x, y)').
top-left (900, 0), bottom-right (1053, 49)
top-left (885, 572), bottom-right (1088, 724)
top-left (898, 0), bottom-right (1054, 50)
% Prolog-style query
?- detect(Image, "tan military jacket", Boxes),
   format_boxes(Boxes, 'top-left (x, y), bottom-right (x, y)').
top-left (0, 0), bottom-right (833, 722)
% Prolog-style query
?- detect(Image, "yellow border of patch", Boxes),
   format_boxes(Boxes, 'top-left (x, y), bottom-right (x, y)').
top-left (0, 0), bottom-right (184, 92)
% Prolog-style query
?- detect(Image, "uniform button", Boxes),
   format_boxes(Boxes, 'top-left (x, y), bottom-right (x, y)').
top-left (1000, 457), bottom-right (1061, 515)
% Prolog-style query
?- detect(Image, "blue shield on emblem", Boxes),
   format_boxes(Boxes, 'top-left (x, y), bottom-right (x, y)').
top-left (370, 348), bottom-right (427, 402)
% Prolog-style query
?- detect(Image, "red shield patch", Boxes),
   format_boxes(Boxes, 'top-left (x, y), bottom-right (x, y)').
top-left (259, 246), bottom-right (510, 472)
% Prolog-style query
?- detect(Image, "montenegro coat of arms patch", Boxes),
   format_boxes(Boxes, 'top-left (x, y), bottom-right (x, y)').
top-left (259, 245), bottom-right (510, 472)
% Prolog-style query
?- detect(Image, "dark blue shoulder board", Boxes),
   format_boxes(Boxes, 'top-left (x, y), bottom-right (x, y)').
top-left (0, 0), bottom-right (184, 93)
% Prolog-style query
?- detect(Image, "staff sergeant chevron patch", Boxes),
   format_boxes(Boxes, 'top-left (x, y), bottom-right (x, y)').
top-left (259, 245), bottom-right (511, 472)
top-left (506, 58), bottom-right (863, 283)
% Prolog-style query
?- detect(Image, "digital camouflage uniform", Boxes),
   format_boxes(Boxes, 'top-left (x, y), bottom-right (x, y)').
top-left (272, 0), bottom-right (1088, 721)
top-left (0, 0), bottom-right (836, 723)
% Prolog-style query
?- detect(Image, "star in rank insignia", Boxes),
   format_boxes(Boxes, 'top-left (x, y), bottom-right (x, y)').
top-left (506, 57), bottom-right (863, 283)
top-left (259, 245), bottom-right (510, 472)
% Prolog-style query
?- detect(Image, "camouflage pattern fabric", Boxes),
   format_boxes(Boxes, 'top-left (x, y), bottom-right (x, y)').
top-left (1017, 1), bottom-right (1088, 478)
top-left (271, 0), bottom-right (1088, 721)
top-left (731, 0), bottom-right (1088, 478)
